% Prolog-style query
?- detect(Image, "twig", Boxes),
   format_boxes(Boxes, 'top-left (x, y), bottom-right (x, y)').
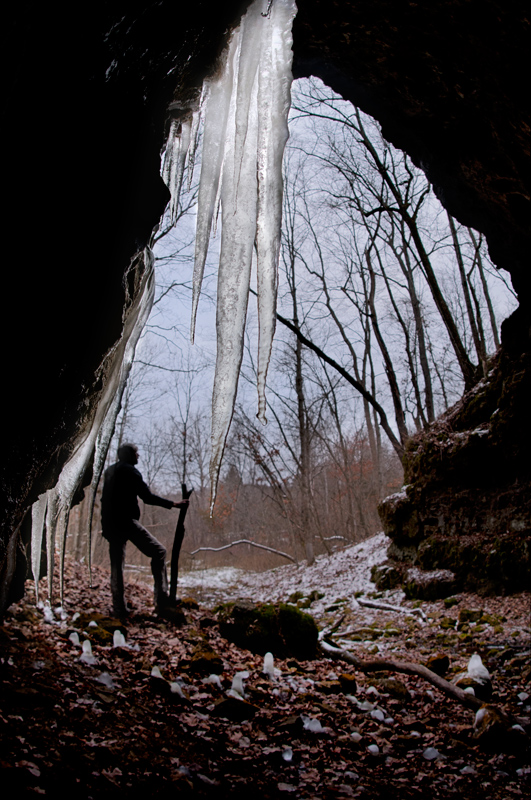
top-left (320, 640), bottom-right (482, 711)
top-left (191, 540), bottom-right (296, 563)
top-left (358, 597), bottom-right (427, 622)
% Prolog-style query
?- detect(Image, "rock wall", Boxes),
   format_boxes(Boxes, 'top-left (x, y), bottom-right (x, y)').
top-left (378, 351), bottom-right (531, 595)
top-left (2, 1), bottom-right (530, 609)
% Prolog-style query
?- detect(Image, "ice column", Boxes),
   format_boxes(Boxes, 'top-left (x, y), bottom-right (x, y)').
top-left (30, 249), bottom-right (156, 603)
top-left (162, 0), bottom-right (296, 512)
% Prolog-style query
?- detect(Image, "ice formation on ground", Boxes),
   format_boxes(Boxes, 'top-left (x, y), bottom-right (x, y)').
top-left (162, 0), bottom-right (297, 511)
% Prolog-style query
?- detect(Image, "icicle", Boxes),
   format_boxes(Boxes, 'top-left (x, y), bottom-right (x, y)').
top-left (162, 116), bottom-right (192, 224)
top-left (209, 0), bottom-right (296, 512)
top-left (255, 0), bottom-right (295, 422)
top-left (190, 32), bottom-right (241, 344)
top-left (186, 95), bottom-right (204, 192)
top-left (30, 493), bottom-right (47, 604)
top-left (33, 249), bottom-right (155, 606)
top-left (157, 2), bottom-right (296, 512)
top-left (208, 37), bottom-right (259, 512)
top-left (85, 250), bottom-right (155, 584)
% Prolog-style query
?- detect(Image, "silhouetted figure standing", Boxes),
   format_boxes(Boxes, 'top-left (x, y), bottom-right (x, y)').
top-left (101, 443), bottom-right (188, 618)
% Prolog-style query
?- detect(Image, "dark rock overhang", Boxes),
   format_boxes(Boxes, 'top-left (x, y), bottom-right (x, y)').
top-left (2, 1), bottom-right (529, 606)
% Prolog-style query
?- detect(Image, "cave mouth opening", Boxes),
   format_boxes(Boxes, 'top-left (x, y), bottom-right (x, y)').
top-left (75, 72), bottom-right (517, 592)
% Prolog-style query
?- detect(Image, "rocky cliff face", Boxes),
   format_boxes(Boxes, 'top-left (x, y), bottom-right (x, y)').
top-left (2, 1), bottom-right (530, 609)
top-left (377, 351), bottom-right (531, 595)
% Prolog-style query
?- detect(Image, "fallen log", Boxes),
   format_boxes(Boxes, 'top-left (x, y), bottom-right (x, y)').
top-left (320, 640), bottom-right (482, 711)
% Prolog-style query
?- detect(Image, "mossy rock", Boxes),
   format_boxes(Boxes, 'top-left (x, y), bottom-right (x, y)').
top-left (425, 653), bottom-right (450, 676)
top-left (458, 608), bottom-right (483, 624)
top-left (443, 596), bottom-right (460, 608)
top-left (371, 562), bottom-right (403, 590)
top-left (71, 612), bottom-right (125, 644)
top-left (404, 568), bottom-right (457, 600)
top-left (287, 591), bottom-right (304, 604)
top-left (375, 678), bottom-right (411, 701)
top-left (217, 601), bottom-right (318, 660)
top-left (296, 590), bottom-right (324, 608)
top-left (189, 644), bottom-right (224, 675)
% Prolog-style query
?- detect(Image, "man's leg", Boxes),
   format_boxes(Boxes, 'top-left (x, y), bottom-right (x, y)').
top-left (108, 538), bottom-right (128, 617)
top-left (128, 520), bottom-right (169, 607)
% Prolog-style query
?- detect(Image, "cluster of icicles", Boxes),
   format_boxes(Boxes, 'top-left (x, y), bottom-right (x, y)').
top-left (29, 0), bottom-right (297, 604)
top-left (163, 0), bottom-right (297, 507)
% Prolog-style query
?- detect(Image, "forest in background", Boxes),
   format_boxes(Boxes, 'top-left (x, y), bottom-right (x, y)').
top-left (67, 78), bottom-right (517, 578)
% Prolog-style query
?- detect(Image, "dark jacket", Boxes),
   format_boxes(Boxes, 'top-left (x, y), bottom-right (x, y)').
top-left (101, 461), bottom-right (173, 537)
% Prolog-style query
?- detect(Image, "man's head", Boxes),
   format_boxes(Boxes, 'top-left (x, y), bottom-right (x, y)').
top-left (117, 443), bottom-right (139, 465)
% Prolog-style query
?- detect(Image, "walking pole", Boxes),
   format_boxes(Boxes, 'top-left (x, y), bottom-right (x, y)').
top-left (169, 482), bottom-right (194, 604)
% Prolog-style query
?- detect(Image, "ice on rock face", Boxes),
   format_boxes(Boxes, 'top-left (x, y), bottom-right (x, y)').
top-left (30, 0), bottom-right (297, 609)
top-left (30, 494), bottom-right (47, 605)
top-left (31, 249), bottom-right (155, 604)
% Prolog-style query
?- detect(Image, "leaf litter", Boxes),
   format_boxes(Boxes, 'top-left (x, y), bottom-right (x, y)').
top-left (0, 532), bottom-right (529, 798)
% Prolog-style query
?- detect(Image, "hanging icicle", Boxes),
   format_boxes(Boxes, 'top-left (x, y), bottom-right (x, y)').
top-left (30, 249), bottom-right (156, 605)
top-left (163, 0), bottom-right (297, 513)
top-left (29, 0), bottom-right (297, 608)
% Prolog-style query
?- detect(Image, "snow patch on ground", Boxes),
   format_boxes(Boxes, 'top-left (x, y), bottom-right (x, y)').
top-left (179, 532), bottom-right (393, 609)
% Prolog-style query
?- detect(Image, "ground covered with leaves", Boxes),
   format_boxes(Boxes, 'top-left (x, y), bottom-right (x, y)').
top-left (1, 545), bottom-right (530, 799)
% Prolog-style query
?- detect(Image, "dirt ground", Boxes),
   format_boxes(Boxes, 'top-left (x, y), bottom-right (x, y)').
top-left (0, 551), bottom-right (529, 799)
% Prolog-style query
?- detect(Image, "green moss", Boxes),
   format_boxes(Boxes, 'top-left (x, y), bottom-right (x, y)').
top-left (440, 616), bottom-right (456, 630)
top-left (217, 600), bottom-right (318, 659)
top-left (444, 596), bottom-right (460, 608)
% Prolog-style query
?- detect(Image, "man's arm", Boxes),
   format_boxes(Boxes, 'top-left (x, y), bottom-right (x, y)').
top-left (135, 469), bottom-right (189, 510)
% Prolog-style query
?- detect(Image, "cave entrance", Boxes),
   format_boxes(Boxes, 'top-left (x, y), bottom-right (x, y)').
top-left (80, 76), bottom-right (516, 588)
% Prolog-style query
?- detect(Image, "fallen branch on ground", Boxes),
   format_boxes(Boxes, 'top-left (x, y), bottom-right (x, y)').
top-left (358, 597), bottom-right (427, 622)
top-left (320, 640), bottom-right (483, 712)
top-left (191, 540), bottom-right (297, 563)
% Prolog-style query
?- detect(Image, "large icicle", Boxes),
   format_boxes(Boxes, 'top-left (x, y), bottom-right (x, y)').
top-left (85, 249), bottom-right (156, 581)
top-left (162, 116), bottom-right (193, 225)
top-left (255, 0), bottom-right (295, 422)
top-left (209, 0), bottom-right (296, 509)
top-left (189, 32), bottom-right (241, 344)
top-left (30, 493), bottom-right (47, 604)
top-left (183, 0), bottom-right (296, 510)
top-left (209, 36), bottom-right (260, 508)
top-left (30, 249), bottom-right (155, 604)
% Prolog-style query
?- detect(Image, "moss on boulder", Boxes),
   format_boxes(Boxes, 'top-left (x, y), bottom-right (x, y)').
top-left (217, 601), bottom-right (319, 660)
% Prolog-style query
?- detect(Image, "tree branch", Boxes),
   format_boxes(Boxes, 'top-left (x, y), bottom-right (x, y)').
top-left (320, 640), bottom-right (483, 712)
top-left (191, 539), bottom-right (296, 563)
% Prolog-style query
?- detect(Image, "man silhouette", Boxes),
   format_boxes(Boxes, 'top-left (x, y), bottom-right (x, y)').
top-left (101, 442), bottom-right (188, 617)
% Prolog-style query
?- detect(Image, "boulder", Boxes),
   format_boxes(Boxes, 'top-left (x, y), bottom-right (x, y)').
top-left (404, 568), bottom-right (457, 600)
top-left (217, 601), bottom-right (318, 660)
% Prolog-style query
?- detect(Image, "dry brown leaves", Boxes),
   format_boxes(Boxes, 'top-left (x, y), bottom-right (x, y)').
top-left (0, 559), bottom-right (529, 799)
